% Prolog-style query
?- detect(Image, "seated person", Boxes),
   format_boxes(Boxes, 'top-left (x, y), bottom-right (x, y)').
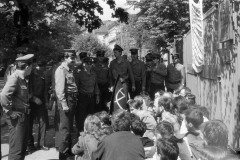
top-left (156, 138), bottom-right (179, 160)
top-left (128, 99), bottom-right (157, 139)
top-left (72, 115), bottom-right (106, 160)
top-left (131, 120), bottom-right (154, 159)
top-left (95, 111), bottom-right (113, 135)
top-left (92, 109), bottom-right (145, 160)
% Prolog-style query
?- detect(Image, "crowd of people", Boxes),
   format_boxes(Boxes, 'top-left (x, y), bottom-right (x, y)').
top-left (0, 44), bottom-right (239, 160)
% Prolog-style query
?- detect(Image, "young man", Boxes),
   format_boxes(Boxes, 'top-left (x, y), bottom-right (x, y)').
top-left (129, 48), bottom-right (146, 99)
top-left (1, 54), bottom-right (34, 160)
top-left (55, 49), bottom-right (78, 160)
top-left (109, 44), bottom-right (135, 101)
top-left (75, 57), bottom-right (100, 132)
top-left (166, 53), bottom-right (186, 93)
top-left (92, 109), bottom-right (145, 160)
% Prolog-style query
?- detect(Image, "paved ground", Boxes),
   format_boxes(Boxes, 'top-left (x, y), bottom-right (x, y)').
top-left (1, 109), bottom-right (78, 160)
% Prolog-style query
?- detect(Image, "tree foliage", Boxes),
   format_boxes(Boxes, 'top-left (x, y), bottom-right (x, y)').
top-left (72, 33), bottom-right (112, 57)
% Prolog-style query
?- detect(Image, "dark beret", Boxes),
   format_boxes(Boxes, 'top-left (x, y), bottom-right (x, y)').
top-left (130, 48), bottom-right (138, 55)
top-left (113, 44), bottom-right (123, 52)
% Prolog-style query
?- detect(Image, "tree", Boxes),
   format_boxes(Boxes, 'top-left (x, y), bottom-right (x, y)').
top-left (72, 33), bottom-right (112, 57)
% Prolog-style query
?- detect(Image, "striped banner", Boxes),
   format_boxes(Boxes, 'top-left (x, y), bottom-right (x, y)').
top-left (189, 0), bottom-right (204, 73)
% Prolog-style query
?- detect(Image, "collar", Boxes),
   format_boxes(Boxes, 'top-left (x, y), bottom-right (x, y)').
top-left (61, 61), bottom-right (70, 71)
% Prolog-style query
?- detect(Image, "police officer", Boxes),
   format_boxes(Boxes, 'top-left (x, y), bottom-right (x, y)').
top-left (149, 53), bottom-right (167, 100)
top-left (166, 53), bottom-right (186, 93)
top-left (129, 48), bottom-right (146, 99)
top-left (109, 44), bottom-right (135, 101)
top-left (93, 50), bottom-right (110, 112)
top-left (55, 49), bottom-right (78, 160)
top-left (1, 54), bottom-right (34, 160)
top-left (75, 57), bottom-right (100, 131)
top-left (145, 52), bottom-right (153, 94)
top-left (27, 59), bottom-right (49, 152)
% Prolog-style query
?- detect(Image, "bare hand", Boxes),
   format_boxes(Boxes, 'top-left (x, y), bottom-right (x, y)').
top-left (132, 86), bottom-right (136, 92)
top-left (96, 95), bottom-right (100, 104)
top-left (10, 111), bottom-right (22, 119)
top-left (34, 97), bottom-right (42, 105)
top-left (109, 87), bottom-right (113, 92)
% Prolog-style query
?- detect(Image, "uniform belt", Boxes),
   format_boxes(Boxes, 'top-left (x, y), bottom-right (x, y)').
top-left (13, 107), bottom-right (31, 114)
top-left (168, 80), bottom-right (181, 84)
top-left (66, 92), bottom-right (78, 98)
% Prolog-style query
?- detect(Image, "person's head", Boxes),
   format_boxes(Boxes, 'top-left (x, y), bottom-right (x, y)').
top-left (172, 96), bottom-right (189, 116)
top-left (16, 54), bottom-right (34, 77)
top-left (103, 57), bottom-right (109, 66)
top-left (95, 111), bottom-right (111, 126)
top-left (157, 138), bottom-right (179, 160)
top-left (79, 52), bottom-right (88, 60)
top-left (155, 121), bottom-right (174, 139)
top-left (82, 57), bottom-right (94, 70)
top-left (157, 96), bottom-right (172, 113)
top-left (145, 53), bottom-right (153, 64)
top-left (64, 49), bottom-right (76, 66)
top-left (179, 87), bottom-right (191, 97)
top-left (131, 120), bottom-right (147, 137)
top-left (130, 48), bottom-right (138, 61)
top-left (152, 53), bottom-right (160, 64)
top-left (96, 50), bottom-right (105, 62)
top-left (134, 95), bottom-right (144, 107)
top-left (130, 112), bottom-right (140, 122)
top-left (113, 44), bottom-right (123, 58)
top-left (186, 93), bottom-right (196, 105)
top-left (84, 114), bottom-right (101, 134)
top-left (111, 109), bottom-right (131, 132)
top-left (172, 53), bottom-right (180, 64)
top-left (201, 120), bottom-right (228, 148)
top-left (199, 146), bottom-right (229, 160)
top-left (185, 108), bottom-right (204, 131)
top-left (128, 99), bottom-right (142, 114)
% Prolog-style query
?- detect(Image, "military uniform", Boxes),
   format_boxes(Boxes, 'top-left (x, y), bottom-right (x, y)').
top-left (93, 51), bottom-right (110, 112)
top-left (149, 53), bottom-right (167, 100)
top-left (28, 62), bottom-right (49, 151)
top-left (55, 50), bottom-right (78, 159)
top-left (145, 53), bottom-right (153, 94)
top-left (1, 54), bottom-right (34, 160)
top-left (129, 49), bottom-right (146, 99)
top-left (75, 57), bottom-right (100, 131)
top-left (166, 54), bottom-right (185, 93)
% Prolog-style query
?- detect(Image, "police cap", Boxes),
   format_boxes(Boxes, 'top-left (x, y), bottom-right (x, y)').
top-left (82, 57), bottom-right (94, 65)
top-left (130, 48), bottom-right (138, 55)
top-left (113, 44), bottom-right (123, 52)
top-left (16, 54), bottom-right (34, 68)
top-left (96, 50), bottom-right (105, 57)
top-left (79, 52), bottom-right (88, 59)
top-left (64, 49), bottom-right (76, 58)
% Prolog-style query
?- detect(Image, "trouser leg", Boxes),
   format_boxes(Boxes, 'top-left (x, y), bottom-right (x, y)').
top-left (8, 114), bottom-right (29, 160)
top-left (37, 108), bottom-right (48, 146)
top-left (27, 107), bottom-right (35, 147)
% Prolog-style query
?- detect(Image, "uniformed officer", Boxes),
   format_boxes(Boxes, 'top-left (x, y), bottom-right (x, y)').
top-left (145, 53), bottom-right (153, 94)
top-left (149, 53), bottom-right (167, 100)
top-left (75, 57), bottom-right (100, 131)
top-left (109, 44), bottom-right (135, 101)
top-left (129, 48), bottom-right (146, 99)
top-left (166, 53), bottom-right (186, 93)
top-left (55, 49), bottom-right (78, 160)
top-left (1, 54), bottom-right (34, 160)
top-left (93, 50), bottom-right (110, 112)
top-left (27, 59), bottom-right (49, 152)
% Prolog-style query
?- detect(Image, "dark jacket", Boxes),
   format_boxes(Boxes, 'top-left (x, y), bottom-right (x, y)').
top-left (92, 131), bottom-right (145, 160)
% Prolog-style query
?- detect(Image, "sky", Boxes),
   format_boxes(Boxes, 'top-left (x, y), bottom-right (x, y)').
top-left (95, 0), bottom-right (140, 21)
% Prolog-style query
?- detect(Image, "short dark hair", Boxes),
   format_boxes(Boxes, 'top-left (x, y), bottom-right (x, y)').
top-left (202, 120), bottom-right (228, 148)
top-left (172, 96), bottom-right (189, 114)
top-left (155, 121), bottom-right (174, 138)
top-left (111, 109), bottom-right (131, 132)
top-left (131, 120), bottom-right (146, 137)
top-left (95, 111), bottom-right (111, 126)
top-left (128, 99), bottom-right (142, 110)
top-left (130, 113), bottom-right (140, 122)
top-left (185, 109), bottom-right (203, 129)
top-left (157, 138), bottom-right (179, 160)
top-left (158, 96), bottom-right (172, 112)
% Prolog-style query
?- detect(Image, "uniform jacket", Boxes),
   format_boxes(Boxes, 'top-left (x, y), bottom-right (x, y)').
top-left (109, 59), bottom-right (135, 87)
top-left (55, 62), bottom-right (78, 108)
top-left (92, 131), bottom-right (145, 160)
top-left (1, 70), bottom-right (29, 113)
top-left (93, 62), bottom-right (109, 85)
top-left (166, 63), bottom-right (184, 90)
top-left (150, 62), bottom-right (167, 84)
top-left (130, 59), bottom-right (146, 89)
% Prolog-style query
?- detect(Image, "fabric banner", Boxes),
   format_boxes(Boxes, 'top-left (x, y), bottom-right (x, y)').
top-left (189, 0), bottom-right (204, 73)
top-left (110, 75), bottom-right (128, 114)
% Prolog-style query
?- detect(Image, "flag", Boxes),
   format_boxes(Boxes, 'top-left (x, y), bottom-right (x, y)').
top-left (110, 75), bottom-right (128, 114)
top-left (189, 0), bottom-right (204, 73)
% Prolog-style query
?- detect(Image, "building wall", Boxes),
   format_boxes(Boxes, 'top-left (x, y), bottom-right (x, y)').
top-left (184, 1), bottom-right (240, 148)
